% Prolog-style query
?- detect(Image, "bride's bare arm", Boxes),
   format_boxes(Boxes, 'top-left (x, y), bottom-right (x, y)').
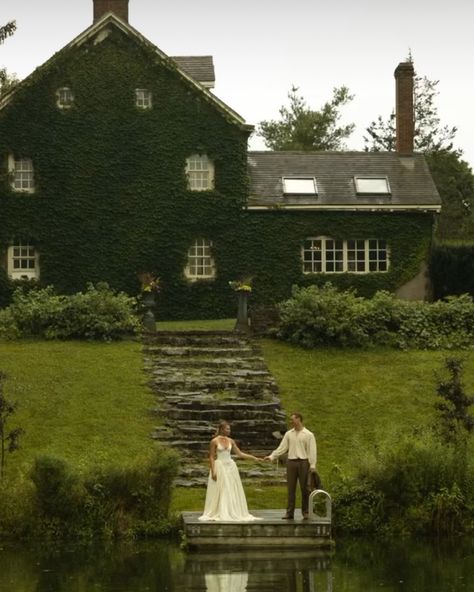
top-left (209, 439), bottom-right (218, 480)
top-left (231, 439), bottom-right (260, 461)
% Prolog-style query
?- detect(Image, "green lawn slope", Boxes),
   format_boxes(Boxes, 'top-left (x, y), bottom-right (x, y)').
top-left (1, 334), bottom-right (473, 516)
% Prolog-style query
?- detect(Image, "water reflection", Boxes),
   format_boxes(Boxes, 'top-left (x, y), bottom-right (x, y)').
top-left (181, 549), bottom-right (333, 591)
top-left (1, 537), bottom-right (474, 591)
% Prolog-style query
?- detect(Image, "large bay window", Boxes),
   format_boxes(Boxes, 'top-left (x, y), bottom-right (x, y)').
top-left (302, 237), bottom-right (388, 274)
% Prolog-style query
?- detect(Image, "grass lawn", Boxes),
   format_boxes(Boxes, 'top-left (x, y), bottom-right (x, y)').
top-left (0, 339), bottom-right (156, 479)
top-left (2, 328), bottom-right (474, 514)
top-left (260, 339), bottom-right (474, 479)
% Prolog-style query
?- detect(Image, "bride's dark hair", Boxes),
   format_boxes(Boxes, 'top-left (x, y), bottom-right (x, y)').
top-left (214, 420), bottom-right (230, 437)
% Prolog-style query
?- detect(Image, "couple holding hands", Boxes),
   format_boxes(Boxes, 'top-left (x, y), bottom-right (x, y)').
top-left (198, 413), bottom-right (318, 522)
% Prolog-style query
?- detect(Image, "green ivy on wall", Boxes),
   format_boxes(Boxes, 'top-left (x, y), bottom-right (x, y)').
top-left (0, 27), bottom-right (435, 319)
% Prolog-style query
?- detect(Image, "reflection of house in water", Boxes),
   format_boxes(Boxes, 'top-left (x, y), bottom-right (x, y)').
top-left (180, 550), bottom-right (333, 592)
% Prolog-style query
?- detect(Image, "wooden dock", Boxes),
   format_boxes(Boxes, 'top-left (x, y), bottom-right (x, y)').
top-left (182, 508), bottom-right (334, 550)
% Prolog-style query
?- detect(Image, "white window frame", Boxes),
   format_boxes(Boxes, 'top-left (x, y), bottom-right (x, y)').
top-left (354, 177), bottom-right (391, 195)
top-left (7, 242), bottom-right (40, 280)
top-left (135, 88), bottom-right (153, 109)
top-left (186, 154), bottom-right (215, 191)
top-left (56, 87), bottom-right (74, 109)
top-left (184, 238), bottom-right (216, 281)
top-left (9, 155), bottom-right (35, 193)
top-left (302, 236), bottom-right (389, 274)
top-left (282, 177), bottom-right (318, 195)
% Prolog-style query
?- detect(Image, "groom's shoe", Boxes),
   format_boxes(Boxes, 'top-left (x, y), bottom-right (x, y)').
top-left (282, 514), bottom-right (294, 520)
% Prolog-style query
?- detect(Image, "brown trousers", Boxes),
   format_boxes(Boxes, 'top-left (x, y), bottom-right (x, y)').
top-left (286, 458), bottom-right (310, 516)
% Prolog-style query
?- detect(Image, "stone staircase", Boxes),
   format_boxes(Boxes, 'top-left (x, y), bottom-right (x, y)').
top-left (142, 330), bottom-right (288, 486)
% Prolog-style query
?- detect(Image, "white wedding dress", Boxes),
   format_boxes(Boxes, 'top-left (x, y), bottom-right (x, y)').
top-left (199, 442), bottom-right (260, 522)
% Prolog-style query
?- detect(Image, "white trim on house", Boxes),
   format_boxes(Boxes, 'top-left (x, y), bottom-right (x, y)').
top-left (7, 242), bottom-right (40, 280)
top-left (8, 155), bottom-right (35, 193)
top-left (184, 238), bottom-right (216, 280)
top-left (246, 204), bottom-right (441, 212)
top-left (186, 154), bottom-right (215, 191)
top-left (302, 236), bottom-right (389, 274)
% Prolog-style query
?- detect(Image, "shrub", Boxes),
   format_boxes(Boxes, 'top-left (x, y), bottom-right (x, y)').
top-left (0, 283), bottom-right (140, 341)
top-left (29, 449), bottom-right (179, 538)
top-left (333, 428), bottom-right (474, 536)
top-left (277, 283), bottom-right (474, 350)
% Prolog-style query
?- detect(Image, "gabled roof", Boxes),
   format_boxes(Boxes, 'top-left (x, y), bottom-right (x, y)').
top-left (0, 13), bottom-right (252, 132)
top-left (171, 56), bottom-right (215, 88)
top-left (247, 151), bottom-right (441, 212)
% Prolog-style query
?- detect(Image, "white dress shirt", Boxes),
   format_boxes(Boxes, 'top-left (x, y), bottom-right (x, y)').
top-left (269, 427), bottom-right (317, 469)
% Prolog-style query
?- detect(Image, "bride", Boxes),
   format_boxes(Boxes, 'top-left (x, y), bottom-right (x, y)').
top-left (199, 420), bottom-right (262, 522)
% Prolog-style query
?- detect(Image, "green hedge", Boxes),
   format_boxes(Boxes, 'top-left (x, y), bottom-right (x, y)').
top-left (430, 243), bottom-right (474, 299)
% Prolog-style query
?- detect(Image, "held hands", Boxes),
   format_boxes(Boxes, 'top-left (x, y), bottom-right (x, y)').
top-left (263, 456), bottom-right (272, 462)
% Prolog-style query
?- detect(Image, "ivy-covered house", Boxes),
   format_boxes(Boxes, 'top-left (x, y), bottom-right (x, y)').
top-left (0, 0), bottom-right (440, 318)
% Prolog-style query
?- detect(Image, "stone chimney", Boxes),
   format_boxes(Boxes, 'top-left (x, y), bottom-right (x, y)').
top-left (93, 0), bottom-right (129, 23)
top-left (394, 61), bottom-right (415, 155)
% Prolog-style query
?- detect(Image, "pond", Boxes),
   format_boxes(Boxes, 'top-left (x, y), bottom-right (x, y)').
top-left (0, 536), bottom-right (473, 591)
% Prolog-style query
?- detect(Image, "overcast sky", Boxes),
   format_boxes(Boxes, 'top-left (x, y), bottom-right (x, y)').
top-left (1, 0), bottom-right (473, 167)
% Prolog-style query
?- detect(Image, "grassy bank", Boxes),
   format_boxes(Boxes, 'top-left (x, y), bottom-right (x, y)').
top-left (2, 331), bottom-right (474, 528)
top-left (0, 339), bottom-right (156, 477)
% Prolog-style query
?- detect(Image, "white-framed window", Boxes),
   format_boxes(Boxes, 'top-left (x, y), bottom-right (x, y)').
top-left (9, 156), bottom-right (35, 193)
top-left (135, 88), bottom-right (153, 109)
top-left (7, 242), bottom-right (39, 280)
top-left (56, 87), bottom-right (74, 109)
top-left (354, 177), bottom-right (391, 194)
top-left (186, 154), bottom-right (214, 191)
top-left (184, 238), bottom-right (216, 280)
top-left (302, 237), bottom-right (389, 274)
top-left (282, 177), bottom-right (318, 195)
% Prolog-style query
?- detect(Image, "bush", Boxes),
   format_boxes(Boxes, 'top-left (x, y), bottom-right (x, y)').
top-left (29, 449), bottom-right (179, 539)
top-left (0, 283), bottom-right (140, 340)
top-left (332, 428), bottom-right (474, 536)
top-left (277, 283), bottom-right (474, 350)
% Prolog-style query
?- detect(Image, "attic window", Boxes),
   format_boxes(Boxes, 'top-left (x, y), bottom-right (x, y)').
top-left (282, 177), bottom-right (318, 195)
top-left (135, 89), bottom-right (152, 109)
top-left (354, 177), bottom-right (390, 194)
top-left (56, 87), bottom-right (74, 109)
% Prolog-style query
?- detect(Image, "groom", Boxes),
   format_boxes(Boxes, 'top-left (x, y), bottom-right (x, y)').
top-left (264, 412), bottom-right (317, 520)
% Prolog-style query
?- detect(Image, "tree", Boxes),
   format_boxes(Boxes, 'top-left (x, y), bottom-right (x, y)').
top-left (364, 62), bottom-right (474, 240)
top-left (257, 85), bottom-right (355, 151)
top-left (0, 21), bottom-right (16, 44)
top-left (0, 371), bottom-right (24, 481)
top-left (0, 21), bottom-right (18, 97)
top-left (434, 357), bottom-right (474, 445)
top-left (364, 71), bottom-right (457, 153)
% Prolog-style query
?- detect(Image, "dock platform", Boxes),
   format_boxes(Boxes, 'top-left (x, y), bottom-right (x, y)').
top-left (182, 509), bottom-right (334, 550)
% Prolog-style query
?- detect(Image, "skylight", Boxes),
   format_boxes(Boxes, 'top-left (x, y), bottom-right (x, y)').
top-left (354, 177), bottom-right (391, 194)
top-left (282, 177), bottom-right (318, 195)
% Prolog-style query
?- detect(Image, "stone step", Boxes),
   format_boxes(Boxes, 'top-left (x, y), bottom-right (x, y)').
top-left (142, 331), bottom-right (252, 347)
top-left (164, 406), bottom-right (285, 421)
top-left (145, 357), bottom-right (267, 369)
top-left (143, 345), bottom-right (257, 357)
top-left (154, 398), bottom-right (285, 412)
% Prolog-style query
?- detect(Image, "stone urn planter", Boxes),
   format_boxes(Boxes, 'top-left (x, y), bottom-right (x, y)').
top-left (141, 292), bottom-right (156, 332)
top-left (234, 290), bottom-right (251, 333)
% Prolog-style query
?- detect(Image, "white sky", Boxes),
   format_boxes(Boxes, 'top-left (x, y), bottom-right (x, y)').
top-left (1, 0), bottom-right (474, 168)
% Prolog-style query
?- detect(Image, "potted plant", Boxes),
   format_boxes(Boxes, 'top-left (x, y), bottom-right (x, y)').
top-left (229, 279), bottom-right (252, 332)
top-left (138, 272), bottom-right (160, 331)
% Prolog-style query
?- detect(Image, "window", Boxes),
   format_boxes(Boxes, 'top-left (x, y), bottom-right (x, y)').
top-left (184, 238), bottom-right (215, 280)
top-left (186, 154), bottom-right (214, 191)
top-left (56, 87), bottom-right (74, 109)
top-left (282, 177), bottom-right (318, 195)
top-left (354, 177), bottom-right (390, 194)
top-left (7, 242), bottom-right (39, 280)
top-left (302, 237), bottom-right (389, 274)
top-left (135, 89), bottom-right (153, 109)
top-left (9, 156), bottom-right (35, 192)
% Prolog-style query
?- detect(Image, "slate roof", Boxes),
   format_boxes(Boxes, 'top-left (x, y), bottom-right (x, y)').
top-left (171, 56), bottom-right (215, 86)
top-left (247, 151), bottom-right (441, 211)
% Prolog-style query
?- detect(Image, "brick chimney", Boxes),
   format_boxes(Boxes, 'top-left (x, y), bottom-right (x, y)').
top-left (93, 0), bottom-right (129, 23)
top-left (394, 62), bottom-right (415, 155)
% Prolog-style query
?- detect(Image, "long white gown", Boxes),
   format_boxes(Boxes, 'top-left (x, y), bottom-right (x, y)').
top-left (199, 442), bottom-right (260, 522)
